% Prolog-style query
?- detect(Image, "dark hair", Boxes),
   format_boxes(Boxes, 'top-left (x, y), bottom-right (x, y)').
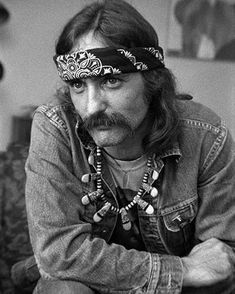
top-left (55, 0), bottom-right (189, 153)
top-left (55, 0), bottom-right (159, 54)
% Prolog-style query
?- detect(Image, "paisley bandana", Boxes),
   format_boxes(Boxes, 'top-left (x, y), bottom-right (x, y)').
top-left (53, 46), bottom-right (165, 81)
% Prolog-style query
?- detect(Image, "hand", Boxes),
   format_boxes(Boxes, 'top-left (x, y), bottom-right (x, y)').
top-left (181, 238), bottom-right (235, 287)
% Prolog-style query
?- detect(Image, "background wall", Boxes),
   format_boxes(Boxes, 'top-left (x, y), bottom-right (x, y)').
top-left (0, 0), bottom-right (234, 151)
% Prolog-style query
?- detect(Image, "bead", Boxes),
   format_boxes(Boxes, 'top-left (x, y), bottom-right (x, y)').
top-left (88, 154), bottom-right (95, 165)
top-left (81, 190), bottom-right (103, 205)
top-left (147, 159), bottom-right (152, 167)
top-left (93, 202), bottom-right (111, 222)
top-left (151, 170), bottom-right (159, 180)
top-left (126, 202), bottom-right (133, 210)
top-left (81, 195), bottom-right (90, 205)
top-left (81, 173), bottom-right (99, 183)
top-left (137, 190), bottom-right (143, 197)
top-left (150, 187), bottom-right (158, 197)
top-left (96, 147), bottom-right (101, 156)
top-left (134, 196), bottom-right (154, 214)
top-left (142, 183), bottom-right (158, 197)
top-left (142, 183), bottom-right (152, 193)
top-left (143, 173), bottom-right (148, 182)
top-left (120, 208), bottom-right (132, 231)
top-left (145, 204), bottom-right (154, 215)
top-left (88, 150), bottom-right (156, 223)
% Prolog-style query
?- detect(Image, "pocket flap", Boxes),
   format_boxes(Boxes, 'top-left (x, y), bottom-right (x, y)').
top-left (161, 197), bottom-right (197, 232)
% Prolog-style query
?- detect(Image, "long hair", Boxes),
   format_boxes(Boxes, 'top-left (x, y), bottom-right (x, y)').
top-left (55, 0), bottom-right (190, 153)
top-left (55, 0), bottom-right (159, 54)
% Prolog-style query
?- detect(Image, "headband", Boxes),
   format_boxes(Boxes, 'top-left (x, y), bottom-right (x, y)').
top-left (53, 46), bottom-right (165, 81)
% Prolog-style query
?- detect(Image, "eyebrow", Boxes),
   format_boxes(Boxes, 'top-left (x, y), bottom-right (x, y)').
top-left (66, 73), bottom-right (131, 85)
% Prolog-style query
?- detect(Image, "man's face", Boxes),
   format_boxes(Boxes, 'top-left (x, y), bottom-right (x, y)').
top-left (69, 32), bottom-right (149, 148)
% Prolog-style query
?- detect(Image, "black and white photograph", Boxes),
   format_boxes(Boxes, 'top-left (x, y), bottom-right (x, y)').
top-left (0, 1), bottom-right (234, 293)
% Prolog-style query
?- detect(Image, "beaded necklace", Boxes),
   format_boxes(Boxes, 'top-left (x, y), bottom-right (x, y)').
top-left (81, 146), bottom-right (159, 230)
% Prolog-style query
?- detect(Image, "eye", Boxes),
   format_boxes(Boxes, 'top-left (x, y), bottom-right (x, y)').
top-left (69, 80), bottom-right (85, 93)
top-left (103, 76), bottom-right (122, 88)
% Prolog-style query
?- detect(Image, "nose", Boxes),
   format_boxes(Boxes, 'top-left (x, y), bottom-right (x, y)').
top-left (86, 84), bottom-right (107, 116)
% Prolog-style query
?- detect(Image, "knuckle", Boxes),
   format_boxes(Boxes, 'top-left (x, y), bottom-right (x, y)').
top-left (207, 237), bottom-right (217, 244)
top-left (216, 241), bottom-right (227, 251)
top-left (211, 237), bottom-right (219, 243)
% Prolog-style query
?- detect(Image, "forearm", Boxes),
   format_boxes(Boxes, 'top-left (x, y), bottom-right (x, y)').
top-left (26, 173), bottom-right (183, 292)
top-left (31, 219), bottom-right (148, 287)
top-left (28, 211), bottom-right (183, 293)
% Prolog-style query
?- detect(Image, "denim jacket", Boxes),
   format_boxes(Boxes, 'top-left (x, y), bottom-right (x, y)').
top-left (25, 98), bottom-right (235, 294)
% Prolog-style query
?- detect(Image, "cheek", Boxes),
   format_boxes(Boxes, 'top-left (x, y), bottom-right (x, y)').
top-left (122, 91), bottom-right (148, 119)
top-left (70, 92), bottom-right (84, 116)
top-left (132, 101), bottom-right (149, 124)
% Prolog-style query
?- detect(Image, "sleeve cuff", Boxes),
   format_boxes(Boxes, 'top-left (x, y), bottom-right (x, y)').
top-left (148, 254), bottom-right (183, 293)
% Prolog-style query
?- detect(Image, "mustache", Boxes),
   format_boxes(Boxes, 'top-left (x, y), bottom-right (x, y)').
top-left (80, 112), bottom-right (133, 132)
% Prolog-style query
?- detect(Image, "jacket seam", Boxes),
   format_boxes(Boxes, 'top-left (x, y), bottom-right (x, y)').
top-left (36, 104), bottom-right (69, 135)
top-left (201, 124), bottom-right (227, 174)
top-left (179, 118), bottom-right (221, 134)
top-left (160, 195), bottom-right (197, 215)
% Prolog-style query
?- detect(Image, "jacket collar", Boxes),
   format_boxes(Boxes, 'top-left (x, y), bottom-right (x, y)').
top-left (157, 141), bottom-right (182, 162)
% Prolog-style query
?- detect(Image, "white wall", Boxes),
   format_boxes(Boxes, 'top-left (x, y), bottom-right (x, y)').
top-left (0, 0), bottom-right (234, 151)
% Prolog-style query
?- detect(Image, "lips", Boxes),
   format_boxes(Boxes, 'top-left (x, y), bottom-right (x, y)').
top-left (94, 126), bottom-right (110, 130)
top-left (91, 124), bottom-right (116, 131)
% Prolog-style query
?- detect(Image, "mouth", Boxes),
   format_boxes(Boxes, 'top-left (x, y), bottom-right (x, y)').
top-left (91, 125), bottom-right (114, 131)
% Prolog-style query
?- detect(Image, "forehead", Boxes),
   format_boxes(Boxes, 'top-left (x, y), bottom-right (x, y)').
top-left (72, 31), bottom-right (107, 51)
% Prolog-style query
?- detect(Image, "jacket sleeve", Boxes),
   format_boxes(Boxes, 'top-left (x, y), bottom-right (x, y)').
top-left (193, 124), bottom-right (235, 293)
top-left (25, 110), bottom-right (183, 294)
top-left (196, 123), bottom-right (235, 248)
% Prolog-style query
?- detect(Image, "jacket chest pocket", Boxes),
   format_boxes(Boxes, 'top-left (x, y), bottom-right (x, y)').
top-left (159, 196), bottom-right (198, 255)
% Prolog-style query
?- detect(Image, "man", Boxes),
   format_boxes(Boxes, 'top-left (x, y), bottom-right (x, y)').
top-left (25, 0), bottom-right (235, 293)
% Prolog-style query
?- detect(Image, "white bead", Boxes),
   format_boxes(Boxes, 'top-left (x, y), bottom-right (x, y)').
top-left (81, 195), bottom-right (90, 205)
top-left (151, 170), bottom-right (159, 180)
top-left (93, 202), bottom-right (111, 222)
top-left (93, 213), bottom-right (102, 222)
top-left (150, 187), bottom-right (158, 197)
top-left (145, 204), bottom-right (154, 215)
top-left (81, 173), bottom-right (98, 183)
top-left (88, 154), bottom-right (94, 165)
top-left (81, 174), bottom-right (90, 183)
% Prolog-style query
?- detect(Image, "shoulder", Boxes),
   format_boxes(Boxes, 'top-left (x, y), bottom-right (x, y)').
top-left (36, 96), bottom-right (74, 117)
top-left (175, 100), bottom-right (233, 174)
top-left (176, 99), bottom-right (225, 133)
top-left (33, 96), bottom-right (76, 135)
